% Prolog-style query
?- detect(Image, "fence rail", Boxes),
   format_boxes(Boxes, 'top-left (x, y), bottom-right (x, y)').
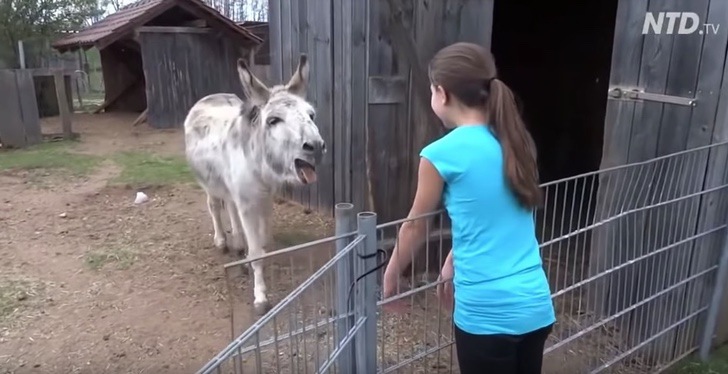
top-left (199, 141), bottom-right (728, 374)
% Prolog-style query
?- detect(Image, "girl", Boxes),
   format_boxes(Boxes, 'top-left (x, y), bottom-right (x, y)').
top-left (382, 42), bottom-right (556, 374)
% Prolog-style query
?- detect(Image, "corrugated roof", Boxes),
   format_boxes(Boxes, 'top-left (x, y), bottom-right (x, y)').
top-left (52, 0), bottom-right (261, 52)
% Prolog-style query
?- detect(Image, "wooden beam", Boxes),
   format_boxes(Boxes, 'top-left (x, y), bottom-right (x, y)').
top-left (93, 79), bottom-right (140, 114)
top-left (131, 108), bottom-right (148, 127)
top-left (52, 70), bottom-right (73, 140)
top-left (136, 26), bottom-right (215, 34)
top-left (182, 19), bottom-right (207, 27)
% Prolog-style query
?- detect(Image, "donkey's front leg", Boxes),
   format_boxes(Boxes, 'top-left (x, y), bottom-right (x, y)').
top-left (236, 201), bottom-right (271, 316)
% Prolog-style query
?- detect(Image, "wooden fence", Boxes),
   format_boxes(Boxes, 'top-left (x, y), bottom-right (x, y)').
top-left (0, 68), bottom-right (75, 148)
top-left (0, 69), bottom-right (42, 148)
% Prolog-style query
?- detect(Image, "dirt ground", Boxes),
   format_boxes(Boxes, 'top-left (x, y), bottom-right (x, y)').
top-left (0, 113), bottom-right (334, 374)
top-left (0, 113), bottom-right (656, 374)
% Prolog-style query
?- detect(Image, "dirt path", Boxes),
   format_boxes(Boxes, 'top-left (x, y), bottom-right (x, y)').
top-left (0, 114), bottom-right (333, 374)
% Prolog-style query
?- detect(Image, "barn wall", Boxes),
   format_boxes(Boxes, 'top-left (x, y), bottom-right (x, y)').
top-left (364, 0), bottom-right (493, 223)
top-left (269, 0), bottom-right (336, 212)
top-left (269, 0), bottom-right (492, 221)
top-left (138, 30), bottom-right (246, 129)
top-left (589, 0), bottom-right (728, 360)
top-left (100, 43), bottom-right (146, 112)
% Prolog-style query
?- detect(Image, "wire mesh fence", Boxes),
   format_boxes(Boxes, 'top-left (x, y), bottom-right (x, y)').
top-left (199, 141), bottom-right (728, 374)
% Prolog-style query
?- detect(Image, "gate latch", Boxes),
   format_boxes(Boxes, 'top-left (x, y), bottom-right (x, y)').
top-left (608, 87), bottom-right (697, 107)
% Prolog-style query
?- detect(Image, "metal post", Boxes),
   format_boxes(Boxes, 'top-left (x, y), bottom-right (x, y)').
top-left (334, 202), bottom-right (356, 372)
top-left (355, 211), bottom-right (378, 373)
top-left (17, 40), bottom-right (25, 69)
top-left (700, 227), bottom-right (728, 361)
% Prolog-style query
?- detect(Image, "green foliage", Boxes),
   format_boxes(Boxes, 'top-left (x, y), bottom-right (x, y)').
top-left (0, 0), bottom-right (104, 66)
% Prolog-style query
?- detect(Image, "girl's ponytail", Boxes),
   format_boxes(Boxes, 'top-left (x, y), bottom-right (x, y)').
top-left (487, 78), bottom-right (542, 209)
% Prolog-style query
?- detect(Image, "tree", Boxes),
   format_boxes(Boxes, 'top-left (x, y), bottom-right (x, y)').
top-left (0, 0), bottom-right (104, 67)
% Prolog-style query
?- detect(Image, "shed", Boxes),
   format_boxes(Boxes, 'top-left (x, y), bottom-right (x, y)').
top-left (239, 21), bottom-right (270, 66)
top-left (51, 0), bottom-right (262, 128)
top-left (268, 0), bottom-right (728, 368)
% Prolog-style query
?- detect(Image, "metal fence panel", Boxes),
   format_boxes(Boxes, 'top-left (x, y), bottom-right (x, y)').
top-left (200, 141), bottom-right (728, 374)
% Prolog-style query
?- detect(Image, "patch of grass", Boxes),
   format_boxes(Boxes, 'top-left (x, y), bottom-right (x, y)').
top-left (0, 278), bottom-right (44, 322)
top-left (671, 346), bottom-right (728, 374)
top-left (274, 230), bottom-right (320, 247)
top-left (112, 151), bottom-right (194, 187)
top-left (84, 246), bottom-right (138, 271)
top-left (0, 141), bottom-right (100, 176)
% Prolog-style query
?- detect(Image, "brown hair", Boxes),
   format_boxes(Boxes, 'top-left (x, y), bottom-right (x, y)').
top-left (428, 42), bottom-right (542, 209)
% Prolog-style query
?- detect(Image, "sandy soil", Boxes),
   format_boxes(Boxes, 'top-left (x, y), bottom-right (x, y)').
top-left (0, 113), bottom-right (333, 374)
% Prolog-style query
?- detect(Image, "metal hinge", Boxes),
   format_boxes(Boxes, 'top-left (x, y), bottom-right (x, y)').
top-left (608, 87), bottom-right (697, 107)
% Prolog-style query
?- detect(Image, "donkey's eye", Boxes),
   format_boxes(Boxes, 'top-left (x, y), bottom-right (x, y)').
top-left (266, 116), bottom-right (283, 126)
top-left (308, 113), bottom-right (315, 121)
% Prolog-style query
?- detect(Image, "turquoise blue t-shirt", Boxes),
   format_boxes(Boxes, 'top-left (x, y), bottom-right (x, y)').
top-left (420, 124), bottom-right (555, 336)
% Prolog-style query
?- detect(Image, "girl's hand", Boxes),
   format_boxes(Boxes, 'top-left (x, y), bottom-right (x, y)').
top-left (436, 251), bottom-right (454, 311)
top-left (381, 261), bottom-right (409, 314)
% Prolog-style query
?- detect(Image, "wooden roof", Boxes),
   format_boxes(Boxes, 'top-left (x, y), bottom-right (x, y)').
top-left (240, 21), bottom-right (269, 65)
top-left (52, 0), bottom-right (262, 53)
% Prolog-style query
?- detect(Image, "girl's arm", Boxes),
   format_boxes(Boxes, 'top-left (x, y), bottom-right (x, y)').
top-left (384, 157), bottom-right (444, 281)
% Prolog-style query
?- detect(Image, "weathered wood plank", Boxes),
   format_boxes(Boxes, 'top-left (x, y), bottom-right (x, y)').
top-left (443, 0), bottom-right (493, 51)
top-left (269, 0), bottom-right (283, 84)
top-left (15, 69), bottom-right (41, 146)
top-left (368, 76), bottom-right (407, 104)
top-left (333, 0), bottom-right (353, 206)
top-left (676, 0), bottom-right (728, 353)
top-left (632, 0), bottom-right (712, 360)
top-left (53, 69), bottom-right (73, 139)
top-left (0, 70), bottom-right (26, 148)
top-left (138, 31), bottom-right (243, 129)
top-left (367, 0), bottom-right (397, 221)
top-left (310, 0), bottom-right (334, 213)
top-left (298, 0), bottom-right (315, 210)
top-left (349, 0), bottom-right (369, 212)
top-left (588, 0), bottom-right (649, 328)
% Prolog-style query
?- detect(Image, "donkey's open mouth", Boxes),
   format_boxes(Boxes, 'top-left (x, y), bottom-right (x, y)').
top-left (294, 158), bottom-right (317, 184)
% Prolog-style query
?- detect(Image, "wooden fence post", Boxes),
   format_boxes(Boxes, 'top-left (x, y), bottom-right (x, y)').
top-left (53, 69), bottom-right (73, 139)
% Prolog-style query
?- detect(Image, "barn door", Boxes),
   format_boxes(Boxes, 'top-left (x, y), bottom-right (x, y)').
top-left (591, 0), bottom-right (728, 367)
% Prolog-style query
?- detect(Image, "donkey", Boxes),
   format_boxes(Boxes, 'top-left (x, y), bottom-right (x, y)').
top-left (183, 55), bottom-right (325, 315)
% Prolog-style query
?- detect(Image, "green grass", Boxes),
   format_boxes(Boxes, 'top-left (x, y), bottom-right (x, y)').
top-left (111, 151), bottom-right (194, 187)
top-left (0, 278), bottom-right (44, 322)
top-left (671, 346), bottom-right (728, 374)
top-left (84, 246), bottom-right (138, 271)
top-left (0, 142), bottom-right (196, 188)
top-left (0, 141), bottom-right (101, 176)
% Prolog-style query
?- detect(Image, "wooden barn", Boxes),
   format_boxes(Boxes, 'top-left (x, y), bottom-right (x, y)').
top-left (51, 0), bottom-right (262, 129)
top-left (267, 0), bottom-right (728, 369)
top-left (265, 0), bottom-right (622, 222)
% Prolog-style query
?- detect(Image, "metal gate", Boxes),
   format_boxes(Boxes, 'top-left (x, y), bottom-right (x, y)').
top-left (199, 141), bottom-right (728, 374)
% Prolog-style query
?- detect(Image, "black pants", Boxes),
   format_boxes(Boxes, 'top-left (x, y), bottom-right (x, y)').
top-left (454, 323), bottom-right (553, 374)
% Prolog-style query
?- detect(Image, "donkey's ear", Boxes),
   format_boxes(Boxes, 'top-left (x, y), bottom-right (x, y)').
top-left (237, 58), bottom-right (270, 104)
top-left (286, 54), bottom-right (309, 98)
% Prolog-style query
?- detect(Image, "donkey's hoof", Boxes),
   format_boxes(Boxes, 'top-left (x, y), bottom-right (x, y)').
top-left (254, 301), bottom-right (271, 316)
top-left (214, 237), bottom-right (227, 253)
top-left (234, 246), bottom-right (248, 258)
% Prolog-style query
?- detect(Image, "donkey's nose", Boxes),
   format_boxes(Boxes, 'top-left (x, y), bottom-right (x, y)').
top-left (303, 140), bottom-right (325, 153)
top-left (303, 140), bottom-right (326, 162)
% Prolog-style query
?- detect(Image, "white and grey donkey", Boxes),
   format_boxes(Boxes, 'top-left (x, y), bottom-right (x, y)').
top-left (183, 55), bottom-right (325, 315)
